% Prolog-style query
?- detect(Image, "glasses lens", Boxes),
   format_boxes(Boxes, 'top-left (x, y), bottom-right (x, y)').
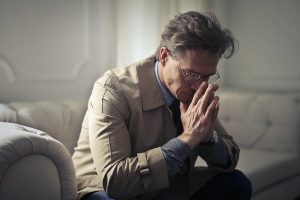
top-left (182, 71), bottom-right (200, 82)
top-left (181, 69), bottom-right (220, 83)
top-left (185, 75), bottom-right (196, 82)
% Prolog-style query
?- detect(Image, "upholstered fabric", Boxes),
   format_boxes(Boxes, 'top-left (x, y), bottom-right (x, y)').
top-left (0, 122), bottom-right (78, 200)
top-left (218, 91), bottom-right (300, 153)
top-left (251, 175), bottom-right (300, 200)
top-left (237, 149), bottom-right (300, 193)
top-left (1, 100), bottom-right (86, 154)
top-left (1, 155), bottom-right (61, 200)
top-left (0, 104), bottom-right (16, 122)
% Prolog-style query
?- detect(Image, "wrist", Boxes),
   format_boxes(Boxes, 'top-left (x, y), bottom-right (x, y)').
top-left (177, 132), bottom-right (198, 149)
top-left (201, 130), bottom-right (218, 145)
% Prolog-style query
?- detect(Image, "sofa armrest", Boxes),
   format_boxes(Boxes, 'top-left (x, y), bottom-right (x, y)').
top-left (0, 122), bottom-right (77, 200)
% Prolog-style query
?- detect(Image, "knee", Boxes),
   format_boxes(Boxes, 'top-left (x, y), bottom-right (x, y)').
top-left (231, 170), bottom-right (252, 197)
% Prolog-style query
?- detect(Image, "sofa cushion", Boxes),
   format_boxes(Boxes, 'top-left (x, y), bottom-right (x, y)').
top-left (237, 148), bottom-right (300, 194)
top-left (218, 91), bottom-right (300, 154)
top-left (8, 100), bottom-right (87, 154)
top-left (0, 104), bottom-right (17, 122)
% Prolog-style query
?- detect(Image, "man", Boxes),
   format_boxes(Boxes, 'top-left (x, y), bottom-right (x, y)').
top-left (72, 11), bottom-right (252, 200)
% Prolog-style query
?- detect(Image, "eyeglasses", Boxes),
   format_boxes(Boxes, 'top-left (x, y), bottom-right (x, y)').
top-left (181, 68), bottom-right (220, 83)
top-left (165, 48), bottom-right (220, 83)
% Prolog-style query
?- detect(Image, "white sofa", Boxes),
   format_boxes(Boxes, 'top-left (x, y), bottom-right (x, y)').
top-left (0, 91), bottom-right (300, 200)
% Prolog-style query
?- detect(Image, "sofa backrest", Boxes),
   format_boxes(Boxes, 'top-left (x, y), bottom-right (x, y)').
top-left (0, 100), bottom-right (87, 154)
top-left (218, 91), bottom-right (300, 154)
top-left (1, 91), bottom-right (299, 155)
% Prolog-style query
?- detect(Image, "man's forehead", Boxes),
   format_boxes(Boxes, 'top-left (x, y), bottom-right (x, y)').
top-left (178, 50), bottom-right (219, 72)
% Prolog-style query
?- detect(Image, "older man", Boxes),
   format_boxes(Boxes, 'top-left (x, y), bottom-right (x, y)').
top-left (72, 11), bottom-right (252, 200)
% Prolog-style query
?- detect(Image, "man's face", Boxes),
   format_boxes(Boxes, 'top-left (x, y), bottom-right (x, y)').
top-left (160, 48), bottom-right (219, 103)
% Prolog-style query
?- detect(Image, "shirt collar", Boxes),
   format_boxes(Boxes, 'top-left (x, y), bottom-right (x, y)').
top-left (154, 61), bottom-right (176, 106)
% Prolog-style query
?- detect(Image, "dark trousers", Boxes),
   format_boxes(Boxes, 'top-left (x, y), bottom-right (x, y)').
top-left (81, 191), bottom-right (113, 200)
top-left (189, 169), bottom-right (252, 200)
top-left (82, 169), bottom-right (252, 200)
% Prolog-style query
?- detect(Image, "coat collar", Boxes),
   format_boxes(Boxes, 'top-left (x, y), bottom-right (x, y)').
top-left (137, 56), bottom-right (166, 111)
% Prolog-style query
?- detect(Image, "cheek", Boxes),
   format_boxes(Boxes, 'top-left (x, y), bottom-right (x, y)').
top-left (164, 70), bottom-right (181, 91)
top-left (163, 65), bottom-right (193, 99)
top-left (173, 83), bottom-right (195, 101)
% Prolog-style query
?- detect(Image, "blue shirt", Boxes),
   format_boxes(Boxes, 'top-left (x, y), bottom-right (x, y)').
top-left (154, 61), bottom-right (192, 177)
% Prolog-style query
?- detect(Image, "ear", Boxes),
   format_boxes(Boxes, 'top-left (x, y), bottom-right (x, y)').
top-left (159, 47), bottom-right (169, 66)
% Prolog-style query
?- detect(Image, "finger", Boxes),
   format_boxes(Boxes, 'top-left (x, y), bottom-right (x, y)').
top-left (210, 84), bottom-right (219, 103)
top-left (190, 81), bottom-right (208, 106)
top-left (199, 84), bottom-right (218, 112)
top-left (212, 101), bottom-right (219, 123)
top-left (207, 101), bottom-right (219, 134)
top-left (208, 88), bottom-right (215, 105)
top-left (205, 96), bottom-right (219, 120)
top-left (211, 84), bottom-right (219, 92)
top-left (215, 101), bottom-right (220, 110)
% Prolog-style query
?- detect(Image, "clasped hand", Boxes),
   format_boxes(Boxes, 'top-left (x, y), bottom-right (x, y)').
top-left (178, 82), bottom-right (219, 149)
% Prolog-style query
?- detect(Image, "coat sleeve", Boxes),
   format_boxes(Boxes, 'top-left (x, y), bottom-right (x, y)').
top-left (87, 73), bottom-right (169, 199)
top-left (196, 119), bottom-right (240, 172)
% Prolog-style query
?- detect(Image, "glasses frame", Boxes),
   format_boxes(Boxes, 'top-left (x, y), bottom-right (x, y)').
top-left (165, 47), bottom-right (220, 83)
top-left (180, 68), bottom-right (220, 83)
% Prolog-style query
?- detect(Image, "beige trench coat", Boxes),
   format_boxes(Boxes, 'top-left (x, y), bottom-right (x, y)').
top-left (72, 56), bottom-right (239, 200)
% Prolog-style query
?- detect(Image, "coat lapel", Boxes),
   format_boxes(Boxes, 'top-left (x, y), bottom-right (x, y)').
top-left (136, 56), bottom-right (165, 111)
